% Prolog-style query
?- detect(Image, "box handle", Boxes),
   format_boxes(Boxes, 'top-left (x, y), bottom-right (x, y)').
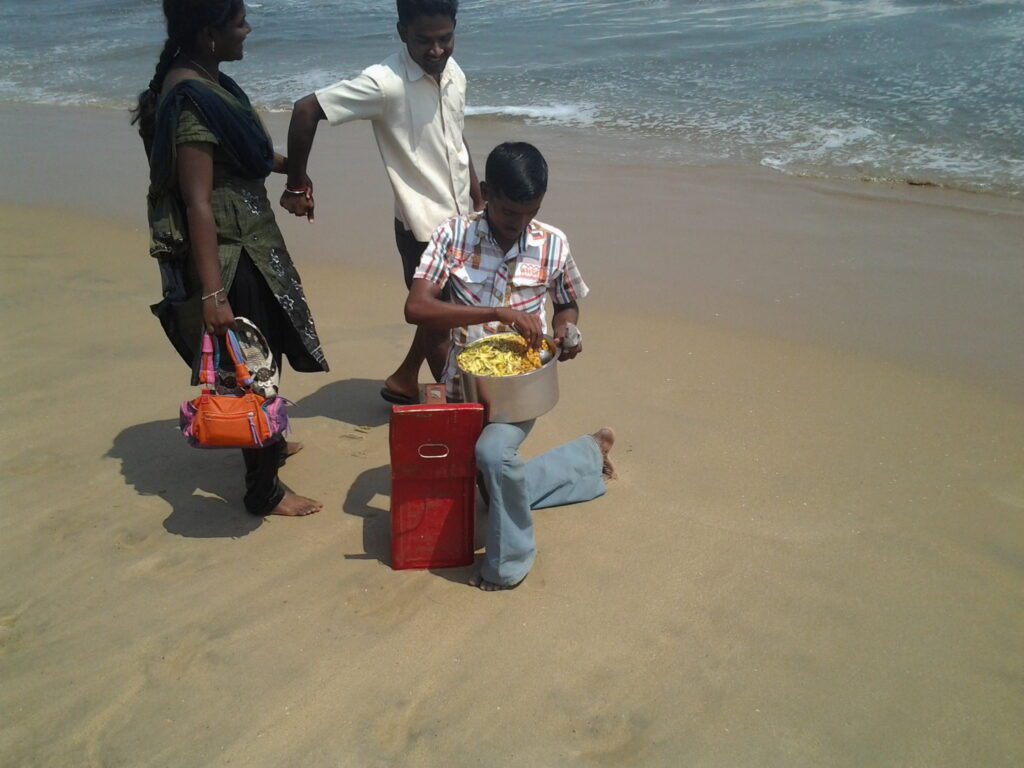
top-left (418, 443), bottom-right (450, 459)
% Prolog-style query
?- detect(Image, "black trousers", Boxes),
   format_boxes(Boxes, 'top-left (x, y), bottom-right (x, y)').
top-left (229, 253), bottom-right (288, 515)
top-left (394, 219), bottom-right (450, 300)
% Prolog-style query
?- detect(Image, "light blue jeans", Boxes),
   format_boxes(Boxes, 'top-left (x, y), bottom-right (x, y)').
top-left (475, 420), bottom-right (606, 586)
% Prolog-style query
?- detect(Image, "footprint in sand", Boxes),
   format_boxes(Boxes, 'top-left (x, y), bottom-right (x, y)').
top-left (340, 426), bottom-right (378, 459)
top-left (125, 552), bottom-right (196, 580)
top-left (373, 698), bottom-right (418, 755)
top-left (572, 711), bottom-right (650, 766)
top-left (144, 628), bottom-right (220, 685)
top-left (988, 475), bottom-right (1024, 510)
top-left (349, 579), bottom-right (427, 629)
top-left (0, 612), bottom-right (21, 656)
top-left (342, 425), bottom-right (373, 440)
top-left (113, 527), bottom-right (155, 550)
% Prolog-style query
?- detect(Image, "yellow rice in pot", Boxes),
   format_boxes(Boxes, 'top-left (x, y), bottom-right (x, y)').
top-left (457, 334), bottom-right (553, 377)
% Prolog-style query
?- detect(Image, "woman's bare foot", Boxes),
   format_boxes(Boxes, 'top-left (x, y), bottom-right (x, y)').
top-left (591, 427), bottom-right (617, 480)
top-left (269, 490), bottom-right (322, 517)
top-left (469, 570), bottom-right (526, 591)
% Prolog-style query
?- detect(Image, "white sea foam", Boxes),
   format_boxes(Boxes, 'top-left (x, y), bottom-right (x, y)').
top-left (466, 103), bottom-right (598, 126)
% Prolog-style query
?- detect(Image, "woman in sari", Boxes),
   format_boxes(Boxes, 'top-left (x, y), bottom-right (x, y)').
top-left (133, 0), bottom-right (328, 517)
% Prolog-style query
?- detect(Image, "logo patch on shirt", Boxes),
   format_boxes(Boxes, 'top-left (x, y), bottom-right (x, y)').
top-left (514, 260), bottom-right (546, 283)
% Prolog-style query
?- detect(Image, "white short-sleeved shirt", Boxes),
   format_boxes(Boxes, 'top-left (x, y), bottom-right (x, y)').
top-left (315, 48), bottom-right (472, 241)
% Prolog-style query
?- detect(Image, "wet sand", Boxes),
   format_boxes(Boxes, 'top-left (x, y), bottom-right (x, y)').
top-left (1, 102), bottom-right (1022, 766)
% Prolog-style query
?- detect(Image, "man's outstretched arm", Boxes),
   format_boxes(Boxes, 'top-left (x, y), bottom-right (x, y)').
top-left (280, 94), bottom-right (327, 219)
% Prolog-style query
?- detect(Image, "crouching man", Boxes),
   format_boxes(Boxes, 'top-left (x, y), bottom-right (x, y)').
top-left (404, 142), bottom-right (616, 591)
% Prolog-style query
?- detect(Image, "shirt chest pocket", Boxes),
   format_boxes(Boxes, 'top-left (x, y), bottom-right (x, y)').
top-left (510, 260), bottom-right (549, 310)
top-left (443, 85), bottom-right (465, 132)
top-left (450, 261), bottom-right (492, 302)
top-left (511, 259), bottom-right (548, 288)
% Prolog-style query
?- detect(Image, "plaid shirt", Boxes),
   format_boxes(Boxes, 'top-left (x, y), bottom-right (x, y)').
top-left (414, 210), bottom-right (590, 396)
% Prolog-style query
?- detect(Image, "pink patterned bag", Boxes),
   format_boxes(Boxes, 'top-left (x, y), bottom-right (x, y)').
top-left (180, 331), bottom-right (289, 449)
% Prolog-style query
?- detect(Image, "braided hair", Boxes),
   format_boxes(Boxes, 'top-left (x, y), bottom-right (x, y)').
top-left (131, 0), bottom-right (242, 155)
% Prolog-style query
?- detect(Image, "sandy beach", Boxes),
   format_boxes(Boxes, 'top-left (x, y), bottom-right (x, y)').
top-left (1, 102), bottom-right (1023, 766)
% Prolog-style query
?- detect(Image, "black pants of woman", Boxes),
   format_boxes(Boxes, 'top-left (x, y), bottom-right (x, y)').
top-left (228, 252), bottom-right (292, 515)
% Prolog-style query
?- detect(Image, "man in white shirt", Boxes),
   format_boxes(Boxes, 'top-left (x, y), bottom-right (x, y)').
top-left (280, 0), bottom-right (482, 404)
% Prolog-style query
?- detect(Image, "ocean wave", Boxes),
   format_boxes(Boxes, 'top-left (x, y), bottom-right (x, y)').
top-left (760, 127), bottom-right (1024, 197)
top-left (466, 103), bottom-right (598, 126)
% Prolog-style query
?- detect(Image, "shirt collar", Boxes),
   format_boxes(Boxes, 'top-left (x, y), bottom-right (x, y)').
top-left (525, 221), bottom-right (546, 246)
top-left (401, 46), bottom-right (450, 84)
top-left (475, 210), bottom-right (546, 258)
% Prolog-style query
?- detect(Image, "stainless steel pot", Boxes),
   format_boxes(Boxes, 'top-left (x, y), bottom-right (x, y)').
top-left (459, 334), bottom-right (559, 423)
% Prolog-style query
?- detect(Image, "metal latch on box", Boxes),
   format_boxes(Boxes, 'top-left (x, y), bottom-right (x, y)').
top-left (423, 383), bottom-right (447, 405)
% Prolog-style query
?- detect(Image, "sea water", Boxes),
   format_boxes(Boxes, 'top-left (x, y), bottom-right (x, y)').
top-left (2, 0), bottom-right (1021, 196)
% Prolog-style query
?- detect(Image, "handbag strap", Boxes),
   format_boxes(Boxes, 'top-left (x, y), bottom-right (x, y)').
top-left (199, 333), bottom-right (217, 392)
top-left (198, 329), bottom-right (254, 392)
top-left (224, 329), bottom-right (254, 388)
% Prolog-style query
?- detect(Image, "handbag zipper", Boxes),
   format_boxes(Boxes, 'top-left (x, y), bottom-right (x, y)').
top-left (247, 413), bottom-right (263, 447)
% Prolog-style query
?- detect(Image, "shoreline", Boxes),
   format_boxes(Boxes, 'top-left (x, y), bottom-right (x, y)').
top-left (3, 98), bottom-right (1023, 204)
top-left (2, 100), bottom-right (1023, 766)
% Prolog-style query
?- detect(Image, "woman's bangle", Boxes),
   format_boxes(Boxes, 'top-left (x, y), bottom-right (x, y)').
top-left (201, 287), bottom-right (226, 303)
top-left (284, 186), bottom-right (309, 196)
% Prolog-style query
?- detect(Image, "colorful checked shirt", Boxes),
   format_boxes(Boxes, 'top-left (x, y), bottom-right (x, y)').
top-left (414, 210), bottom-right (590, 398)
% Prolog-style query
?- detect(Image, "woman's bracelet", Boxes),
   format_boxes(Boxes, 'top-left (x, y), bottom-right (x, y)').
top-left (201, 287), bottom-right (226, 303)
top-left (283, 185), bottom-right (309, 196)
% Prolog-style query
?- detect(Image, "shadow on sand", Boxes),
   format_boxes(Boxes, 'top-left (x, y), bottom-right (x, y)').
top-left (292, 377), bottom-right (391, 428)
top-left (341, 463), bottom-right (485, 586)
top-left (106, 378), bottom-right (388, 539)
top-left (107, 419), bottom-right (264, 538)
top-left (341, 463), bottom-right (392, 564)
top-left (108, 380), bottom-right (483, 571)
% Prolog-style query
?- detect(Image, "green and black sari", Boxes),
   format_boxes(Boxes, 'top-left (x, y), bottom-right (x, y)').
top-left (146, 73), bottom-right (327, 375)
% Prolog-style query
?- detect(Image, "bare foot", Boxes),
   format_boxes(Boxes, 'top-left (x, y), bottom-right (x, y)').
top-left (269, 490), bottom-right (322, 517)
top-left (591, 427), bottom-right (617, 480)
top-left (469, 570), bottom-right (526, 591)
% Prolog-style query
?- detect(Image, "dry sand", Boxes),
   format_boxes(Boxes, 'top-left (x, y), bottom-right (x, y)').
top-left (1, 102), bottom-right (1023, 766)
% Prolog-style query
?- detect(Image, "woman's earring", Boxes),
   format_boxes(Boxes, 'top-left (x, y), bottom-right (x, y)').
top-left (211, 40), bottom-right (217, 54)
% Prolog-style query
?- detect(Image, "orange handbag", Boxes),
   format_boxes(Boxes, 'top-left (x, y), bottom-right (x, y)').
top-left (179, 331), bottom-right (289, 449)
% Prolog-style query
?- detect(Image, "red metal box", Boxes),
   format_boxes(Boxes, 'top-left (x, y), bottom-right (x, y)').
top-left (389, 403), bottom-right (484, 570)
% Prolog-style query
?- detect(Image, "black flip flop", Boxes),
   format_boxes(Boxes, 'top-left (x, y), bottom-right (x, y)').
top-left (380, 387), bottom-right (418, 406)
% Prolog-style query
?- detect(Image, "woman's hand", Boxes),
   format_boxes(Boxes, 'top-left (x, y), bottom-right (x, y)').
top-left (203, 296), bottom-right (236, 336)
top-left (279, 175), bottom-right (314, 222)
top-left (497, 307), bottom-right (544, 349)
